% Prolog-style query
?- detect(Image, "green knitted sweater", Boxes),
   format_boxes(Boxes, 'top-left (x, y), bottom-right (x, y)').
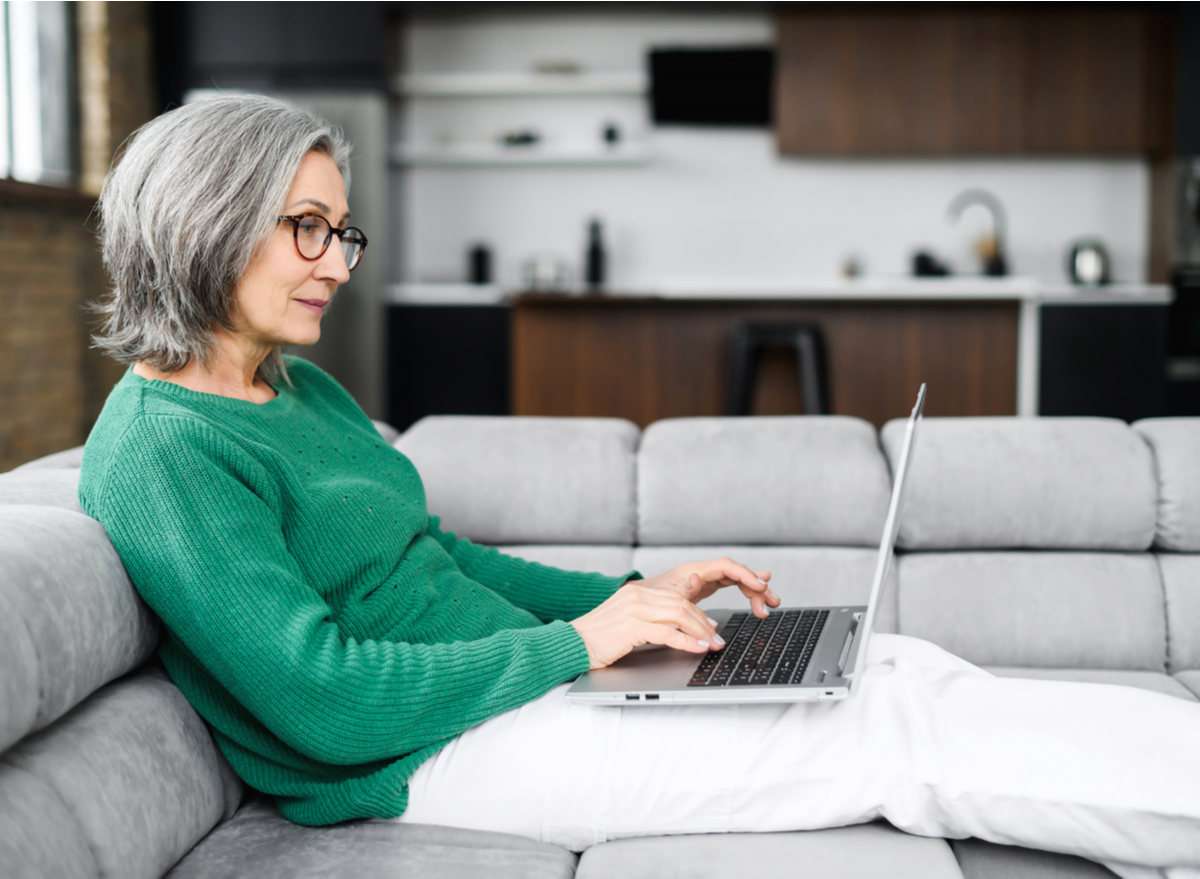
top-left (78, 356), bottom-right (631, 825)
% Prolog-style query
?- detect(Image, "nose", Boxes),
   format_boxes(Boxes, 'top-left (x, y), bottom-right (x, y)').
top-left (316, 237), bottom-right (352, 284)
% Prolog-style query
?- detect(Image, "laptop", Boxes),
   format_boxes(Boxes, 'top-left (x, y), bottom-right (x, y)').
top-left (566, 384), bottom-right (926, 706)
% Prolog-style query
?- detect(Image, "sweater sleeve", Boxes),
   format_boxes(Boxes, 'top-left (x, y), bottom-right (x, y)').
top-left (92, 416), bottom-right (592, 767)
top-left (425, 516), bottom-right (638, 623)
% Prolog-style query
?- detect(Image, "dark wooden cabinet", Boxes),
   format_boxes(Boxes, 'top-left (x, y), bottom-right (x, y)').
top-left (512, 297), bottom-right (1019, 430)
top-left (776, 10), bottom-right (1172, 156)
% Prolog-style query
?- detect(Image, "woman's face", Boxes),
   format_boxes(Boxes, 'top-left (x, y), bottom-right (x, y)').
top-left (231, 151), bottom-right (351, 351)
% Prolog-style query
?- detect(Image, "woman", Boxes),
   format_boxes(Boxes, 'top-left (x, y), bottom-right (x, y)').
top-left (79, 96), bottom-right (1200, 878)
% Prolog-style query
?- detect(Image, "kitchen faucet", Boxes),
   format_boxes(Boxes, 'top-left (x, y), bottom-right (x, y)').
top-left (948, 188), bottom-right (1008, 276)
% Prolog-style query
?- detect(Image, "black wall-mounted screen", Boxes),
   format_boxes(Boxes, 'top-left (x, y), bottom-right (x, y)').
top-left (650, 47), bottom-right (774, 127)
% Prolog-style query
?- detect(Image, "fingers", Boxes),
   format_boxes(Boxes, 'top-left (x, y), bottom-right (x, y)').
top-left (673, 558), bottom-right (781, 622)
top-left (714, 558), bottom-right (774, 592)
top-left (748, 590), bottom-right (772, 619)
top-left (641, 588), bottom-right (722, 647)
top-left (645, 622), bottom-right (712, 654)
top-left (697, 558), bottom-right (780, 611)
top-left (629, 578), bottom-right (723, 649)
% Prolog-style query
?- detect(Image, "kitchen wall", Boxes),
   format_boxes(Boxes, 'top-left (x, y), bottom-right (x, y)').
top-left (397, 11), bottom-right (1150, 289)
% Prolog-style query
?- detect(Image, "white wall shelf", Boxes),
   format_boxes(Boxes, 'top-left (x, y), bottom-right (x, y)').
top-left (393, 71), bottom-right (647, 98)
top-left (391, 142), bottom-right (653, 167)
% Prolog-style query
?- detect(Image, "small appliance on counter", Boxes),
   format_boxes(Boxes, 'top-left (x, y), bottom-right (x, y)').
top-left (521, 254), bottom-right (572, 291)
top-left (912, 250), bottom-right (950, 277)
top-left (1066, 239), bottom-right (1111, 286)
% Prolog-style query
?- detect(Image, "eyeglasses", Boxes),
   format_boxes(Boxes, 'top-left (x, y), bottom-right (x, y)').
top-left (278, 214), bottom-right (368, 271)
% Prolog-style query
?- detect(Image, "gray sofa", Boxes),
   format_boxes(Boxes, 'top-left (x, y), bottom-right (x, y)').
top-left (2, 412), bottom-right (1197, 879)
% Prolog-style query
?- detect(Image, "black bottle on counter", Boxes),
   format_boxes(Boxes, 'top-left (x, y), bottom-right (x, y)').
top-left (585, 219), bottom-right (605, 288)
top-left (468, 244), bottom-right (492, 285)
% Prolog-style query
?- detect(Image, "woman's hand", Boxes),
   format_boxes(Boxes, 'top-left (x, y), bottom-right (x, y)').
top-left (569, 558), bottom-right (777, 670)
top-left (639, 558), bottom-right (778, 619)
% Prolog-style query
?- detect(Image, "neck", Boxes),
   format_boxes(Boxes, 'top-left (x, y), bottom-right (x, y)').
top-left (134, 330), bottom-right (278, 403)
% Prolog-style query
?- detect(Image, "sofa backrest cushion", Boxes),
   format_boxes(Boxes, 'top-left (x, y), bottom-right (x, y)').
top-left (497, 545), bottom-right (635, 580)
top-left (896, 551), bottom-right (1165, 669)
top-left (0, 467), bottom-right (86, 513)
top-left (637, 417), bottom-right (891, 546)
top-left (0, 668), bottom-right (236, 879)
top-left (632, 545), bottom-right (900, 634)
top-left (881, 417), bottom-right (1157, 551)
top-left (396, 416), bottom-right (639, 545)
top-left (0, 505), bottom-right (158, 753)
top-left (1134, 418), bottom-right (1200, 552)
top-left (12, 445), bottom-right (84, 471)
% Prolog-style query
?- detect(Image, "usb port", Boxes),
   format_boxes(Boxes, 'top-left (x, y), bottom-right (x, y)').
top-left (625, 694), bottom-right (640, 700)
top-left (645, 694), bottom-right (660, 701)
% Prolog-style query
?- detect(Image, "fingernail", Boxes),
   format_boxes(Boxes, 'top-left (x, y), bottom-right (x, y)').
top-left (706, 617), bottom-right (718, 626)
top-left (757, 577), bottom-right (768, 585)
top-left (713, 633), bottom-right (725, 646)
top-left (698, 641), bottom-right (710, 649)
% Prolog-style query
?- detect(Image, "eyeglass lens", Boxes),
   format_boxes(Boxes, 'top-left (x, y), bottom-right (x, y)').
top-left (294, 215), bottom-right (366, 270)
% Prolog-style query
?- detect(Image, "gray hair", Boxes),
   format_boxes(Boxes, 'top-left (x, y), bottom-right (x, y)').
top-left (91, 94), bottom-right (351, 381)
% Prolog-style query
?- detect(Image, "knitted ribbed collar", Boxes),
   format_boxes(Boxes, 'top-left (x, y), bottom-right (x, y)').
top-left (122, 364), bottom-right (296, 413)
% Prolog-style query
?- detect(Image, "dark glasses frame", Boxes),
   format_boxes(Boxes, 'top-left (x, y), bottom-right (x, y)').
top-left (278, 214), bottom-right (369, 271)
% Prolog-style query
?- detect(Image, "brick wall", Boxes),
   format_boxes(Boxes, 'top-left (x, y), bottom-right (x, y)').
top-left (1, 2), bottom-right (152, 471)
top-left (0, 183), bottom-right (122, 471)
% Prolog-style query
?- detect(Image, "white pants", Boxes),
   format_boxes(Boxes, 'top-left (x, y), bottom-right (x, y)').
top-left (398, 635), bottom-right (1200, 878)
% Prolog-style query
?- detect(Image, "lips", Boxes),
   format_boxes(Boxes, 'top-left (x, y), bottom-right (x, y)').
top-left (296, 299), bottom-right (327, 313)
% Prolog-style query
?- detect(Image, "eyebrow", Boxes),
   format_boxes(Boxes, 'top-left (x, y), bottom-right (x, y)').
top-left (286, 198), bottom-right (351, 223)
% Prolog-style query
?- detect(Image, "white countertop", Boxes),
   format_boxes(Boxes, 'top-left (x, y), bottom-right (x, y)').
top-left (386, 279), bottom-right (1172, 306)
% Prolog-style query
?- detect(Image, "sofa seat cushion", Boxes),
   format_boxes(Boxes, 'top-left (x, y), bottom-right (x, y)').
top-left (896, 552), bottom-right (1165, 670)
top-left (984, 667), bottom-right (1197, 701)
top-left (633, 546), bottom-right (900, 634)
top-left (950, 838), bottom-right (1118, 879)
top-left (637, 416), bottom-right (891, 547)
top-left (0, 667), bottom-right (238, 879)
top-left (881, 418), bottom-right (1156, 551)
top-left (166, 798), bottom-right (579, 879)
top-left (1175, 670), bottom-right (1200, 699)
top-left (574, 824), bottom-right (963, 879)
top-left (397, 416), bottom-right (639, 545)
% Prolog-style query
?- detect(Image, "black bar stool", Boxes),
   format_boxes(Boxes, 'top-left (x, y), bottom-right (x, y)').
top-left (726, 322), bottom-right (829, 416)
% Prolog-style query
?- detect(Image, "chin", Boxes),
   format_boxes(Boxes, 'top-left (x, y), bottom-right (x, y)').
top-left (284, 324), bottom-right (322, 347)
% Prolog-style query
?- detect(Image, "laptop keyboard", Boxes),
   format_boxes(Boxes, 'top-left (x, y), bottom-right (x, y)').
top-left (687, 609), bottom-right (829, 687)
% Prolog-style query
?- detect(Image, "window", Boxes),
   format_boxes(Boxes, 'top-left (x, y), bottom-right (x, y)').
top-left (1, 1), bottom-right (74, 186)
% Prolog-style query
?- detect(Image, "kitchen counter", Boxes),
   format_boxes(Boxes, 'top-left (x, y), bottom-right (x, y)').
top-left (387, 278), bottom-right (1170, 305)
top-left (387, 280), bottom-right (1172, 424)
